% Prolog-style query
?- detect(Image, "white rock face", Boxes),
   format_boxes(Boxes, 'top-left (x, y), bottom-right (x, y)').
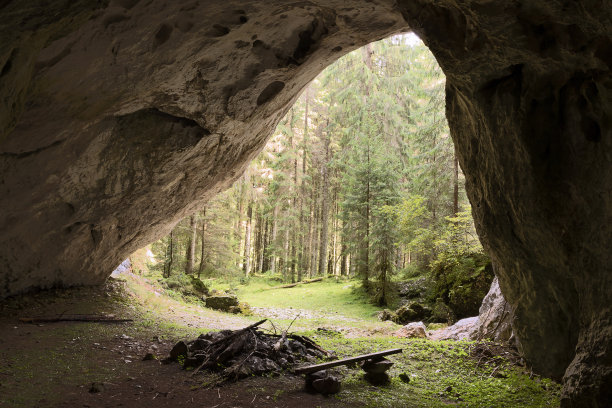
top-left (475, 277), bottom-right (515, 344)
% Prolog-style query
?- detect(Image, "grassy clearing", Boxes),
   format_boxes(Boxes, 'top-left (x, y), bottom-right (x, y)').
top-left (230, 276), bottom-right (400, 334)
top-left (237, 277), bottom-right (382, 319)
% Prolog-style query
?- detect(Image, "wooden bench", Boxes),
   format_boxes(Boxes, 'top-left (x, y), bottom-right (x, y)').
top-left (294, 348), bottom-right (403, 375)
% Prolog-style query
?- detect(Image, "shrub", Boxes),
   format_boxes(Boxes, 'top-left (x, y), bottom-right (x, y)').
top-left (401, 263), bottom-right (426, 280)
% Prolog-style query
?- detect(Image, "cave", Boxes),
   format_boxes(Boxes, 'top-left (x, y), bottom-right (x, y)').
top-left (0, 1), bottom-right (610, 406)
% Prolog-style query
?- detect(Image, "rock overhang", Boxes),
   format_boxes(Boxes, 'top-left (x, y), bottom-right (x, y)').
top-left (1, 1), bottom-right (611, 406)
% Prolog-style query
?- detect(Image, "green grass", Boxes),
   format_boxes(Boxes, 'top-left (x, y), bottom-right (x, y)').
top-left (297, 333), bottom-right (561, 408)
top-left (236, 277), bottom-right (383, 320)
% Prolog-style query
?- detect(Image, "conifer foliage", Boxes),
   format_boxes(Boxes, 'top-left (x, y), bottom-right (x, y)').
top-left (150, 34), bottom-right (487, 307)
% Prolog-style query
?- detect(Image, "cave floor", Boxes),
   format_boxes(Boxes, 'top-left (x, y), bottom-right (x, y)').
top-left (0, 280), bottom-right (345, 408)
top-left (0, 278), bottom-right (560, 408)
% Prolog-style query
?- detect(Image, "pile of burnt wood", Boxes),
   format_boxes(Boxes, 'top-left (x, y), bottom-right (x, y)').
top-left (164, 319), bottom-right (332, 382)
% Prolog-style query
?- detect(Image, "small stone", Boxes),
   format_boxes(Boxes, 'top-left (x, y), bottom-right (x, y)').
top-left (142, 353), bottom-right (156, 361)
top-left (377, 309), bottom-right (395, 322)
top-left (312, 375), bottom-right (341, 395)
top-left (395, 322), bottom-right (428, 338)
top-left (189, 338), bottom-right (210, 351)
top-left (305, 370), bottom-right (328, 392)
top-left (169, 341), bottom-right (188, 360)
top-left (361, 358), bottom-right (394, 374)
top-left (182, 356), bottom-right (202, 369)
top-left (444, 385), bottom-right (453, 393)
top-left (89, 382), bottom-right (105, 393)
top-left (364, 372), bottom-right (391, 386)
top-left (205, 295), bottom-right (239, 312)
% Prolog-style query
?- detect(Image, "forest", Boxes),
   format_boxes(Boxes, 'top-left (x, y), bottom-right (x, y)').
top-left (148, 34), bottom-right (492, 321)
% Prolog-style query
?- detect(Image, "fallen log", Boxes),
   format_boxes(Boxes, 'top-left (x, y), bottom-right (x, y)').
top-left (265, 277), bottom-right (324, 290)
top-left (293, 348), bottom-right (403, 375)
top-left (207, 319), bottom-right (267, 347)
top-left (19, 315), bottom-right (133, 324)
top-left (288, 334), bottom-right (333, 357)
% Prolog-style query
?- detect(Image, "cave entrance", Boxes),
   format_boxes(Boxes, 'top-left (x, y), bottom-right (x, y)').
top-left (120, 33), bottom-right (493, 343)
top-left (1, 1), bottom-right (609, 405)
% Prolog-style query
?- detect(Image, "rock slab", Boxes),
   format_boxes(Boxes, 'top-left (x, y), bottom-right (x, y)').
top-left (395, 322), bottom-right (427, 339)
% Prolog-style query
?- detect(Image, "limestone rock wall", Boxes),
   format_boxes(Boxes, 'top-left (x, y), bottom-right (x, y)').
top-left (1, 1), bottom-right (611, 406)
top-left (404, 2), bottom-right (612, 405)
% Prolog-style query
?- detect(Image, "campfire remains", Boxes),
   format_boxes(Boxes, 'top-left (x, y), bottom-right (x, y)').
top-left (164, 319), bottom-right (332, 383)
top-left (165, 319), bottom-right (404, 394)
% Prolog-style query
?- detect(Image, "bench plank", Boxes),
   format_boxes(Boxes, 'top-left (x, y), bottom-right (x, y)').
top-left (294, 348), bottom-right (403, 374)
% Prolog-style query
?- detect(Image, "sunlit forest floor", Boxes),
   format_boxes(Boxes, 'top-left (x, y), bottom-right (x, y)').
top-left (0, 270), bottom-right (560, 408)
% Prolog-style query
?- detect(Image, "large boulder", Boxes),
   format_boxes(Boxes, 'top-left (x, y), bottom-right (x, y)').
top-left (429, 317), bottom-right (479, 341)
top-left (398, 277), bottom-right (428, 300)
top-left (393, 302), bottom-right (431, 325)
top-left (429, 277), bottom-right (515, 343)
top-left (205, 295), bottom-right (239, 312)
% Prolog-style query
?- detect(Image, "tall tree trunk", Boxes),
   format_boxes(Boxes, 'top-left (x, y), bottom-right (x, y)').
top-left (283, 223), bottom-right (290, 282)
top-left (270, 205), bottom-right (279, 275)
top-left (198, 207), bottom-right (207, 278)
top-left (164, 230), bottom-right (174, 278)
top-left (185, 215), bottom-right (197, 274)
top-left (235, 174), bottom-right (246, 268)
top-left (453, 153), bottom-right (459, 216)
top-left (378, 249), bottom-right (389, 306)
top-left (252, 207), bottom-right (260, 274)
top-left (318, 122), bottom-right (331, 277)
top-left (340, 240), bottom-right (347, 276)
top-left (254, 209), bottom-right (264, 275)
top-left (310, 177), bottom-right (319, 278)
top-left (362, 141), bottom-right (371, 287)
top-left (332, 192), bottom-right (339, 276)
top-left (359, 44), bottom-right (373, 287)
top-left (298, 87), bottom-right (309, 281)
top-left (243, 202), bottom-right (253, 277)
top-left (290, 112), bottom-right (298, 283)
top-left (261, 217), bottom-right (269, 273)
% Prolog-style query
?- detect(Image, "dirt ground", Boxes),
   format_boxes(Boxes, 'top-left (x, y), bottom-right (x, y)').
top-left (0, 282), bottom-right (352, 408)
